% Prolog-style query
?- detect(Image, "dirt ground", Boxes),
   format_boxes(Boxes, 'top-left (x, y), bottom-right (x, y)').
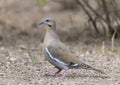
top-left (0, 0), bottom-right (120, 85)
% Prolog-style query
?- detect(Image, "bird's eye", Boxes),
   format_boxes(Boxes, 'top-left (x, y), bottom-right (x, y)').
top-left (46, 20), bottom-right (49, 22)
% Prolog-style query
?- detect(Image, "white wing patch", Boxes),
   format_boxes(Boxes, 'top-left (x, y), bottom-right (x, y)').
top-left (71, 63), bottom-right (79, 67)
top-left (45, 47), bottom-right (68, 66)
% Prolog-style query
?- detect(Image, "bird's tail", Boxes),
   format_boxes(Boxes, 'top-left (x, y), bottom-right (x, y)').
top-left (78, 61), bottom-right (106, 74)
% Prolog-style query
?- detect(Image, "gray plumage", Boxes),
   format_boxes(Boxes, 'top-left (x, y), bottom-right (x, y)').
top-left (39, 17), bottom-right (105, 76)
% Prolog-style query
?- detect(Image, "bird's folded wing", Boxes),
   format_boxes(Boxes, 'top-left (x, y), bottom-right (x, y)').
top-left (46, 42), bottom-right (81, 65)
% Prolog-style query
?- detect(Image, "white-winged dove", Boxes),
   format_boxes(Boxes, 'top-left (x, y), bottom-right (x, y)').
top-left (39, 17), bottom-right (105, 77)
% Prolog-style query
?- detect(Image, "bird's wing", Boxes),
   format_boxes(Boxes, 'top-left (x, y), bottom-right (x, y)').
top-left (45, 41), bottom-right (106, 74)
top-left (45, 41), bottom-right (81, 65)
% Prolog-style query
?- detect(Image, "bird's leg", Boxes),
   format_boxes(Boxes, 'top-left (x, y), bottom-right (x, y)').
top-left (45, 69), bottom-right (62, 77)
top-left (62, 69), bottom-right (68, 77)
top-left (53, 69), bottom-right (62, 77)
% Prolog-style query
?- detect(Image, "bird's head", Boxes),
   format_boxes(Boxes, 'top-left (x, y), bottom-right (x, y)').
top-left (39, 17), bottom-right (56, 28)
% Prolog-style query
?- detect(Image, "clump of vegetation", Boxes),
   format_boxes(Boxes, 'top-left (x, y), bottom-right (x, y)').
top-left (75, 0), bottom-right (120, 38)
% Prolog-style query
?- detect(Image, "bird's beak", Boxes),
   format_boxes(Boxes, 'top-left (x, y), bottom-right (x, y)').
top-left (39, 21), bottom-right (44, 25)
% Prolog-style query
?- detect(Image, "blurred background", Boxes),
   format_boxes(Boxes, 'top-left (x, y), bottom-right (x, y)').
top-left (0, 0), bottom-right (120, 45)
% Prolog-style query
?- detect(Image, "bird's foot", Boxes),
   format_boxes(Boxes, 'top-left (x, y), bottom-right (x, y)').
top-left (45, 69), bottom-right (68, 77)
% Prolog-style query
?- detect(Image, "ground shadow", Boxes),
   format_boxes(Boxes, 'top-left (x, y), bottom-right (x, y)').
top-left (41, 73), bottom-right (110, 79)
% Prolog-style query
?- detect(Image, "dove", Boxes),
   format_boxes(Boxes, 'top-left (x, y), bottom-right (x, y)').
top-left (39, 17), bottom-right (105, 77)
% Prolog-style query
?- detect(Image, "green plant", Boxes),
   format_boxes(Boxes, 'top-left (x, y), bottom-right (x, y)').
top-left (34, 0), bottom-right (48, 6)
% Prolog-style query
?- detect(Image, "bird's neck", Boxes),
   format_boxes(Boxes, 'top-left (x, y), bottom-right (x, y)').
top-left (46, 28), bottom-right (59, 40)
top-left (44, 28), bottom-right (60, 46)
top-left (49, 21), bottom-right (56, 32)
top-left (47, 24), bottom-right (57, 34)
